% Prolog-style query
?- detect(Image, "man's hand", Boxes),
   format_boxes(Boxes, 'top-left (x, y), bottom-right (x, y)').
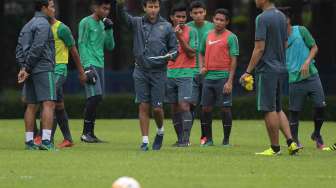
top-left (223, 80), bottom-right (233, 94)
top-left (200, 67), bottom-right (207, 75)
top-left (175, 25), bottom-right (183, 35)
top-left (103, 18), bottom-right (113, 30)
top-left (239, 73), bottom-right (250, 84)
top-left (18, 69), bottom-right (29, 84)
top-left (300, 60), bottom-right (310, 78)
top-left (78, 72), bottom-right (88, 85)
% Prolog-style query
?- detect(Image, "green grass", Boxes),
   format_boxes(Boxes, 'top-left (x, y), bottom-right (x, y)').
top-left (0, 119), bottom-right (335, 188)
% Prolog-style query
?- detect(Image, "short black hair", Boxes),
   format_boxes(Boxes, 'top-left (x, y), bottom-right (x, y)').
top-left (214, 8), bottom-right (230, 20)
top-left (143, 0), bottom-right (161, 7)
top-left (190, 1), bottom-right (206, 11)
top-left (34, 0), bottom-right (49, 11)
top-left (170, 3), bottom-right (187, 16)
top-left (93, 0), bottom-right (112, 6)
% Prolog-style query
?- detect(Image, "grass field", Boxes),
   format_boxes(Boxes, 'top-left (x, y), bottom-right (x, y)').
top-left (0, 119), bottom-right (335, 188)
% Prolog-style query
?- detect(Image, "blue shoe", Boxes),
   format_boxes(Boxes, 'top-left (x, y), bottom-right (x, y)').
top-left (25, 140), bottom-right (39, 150)
top-left (140, 143), bottom-right (149, 151)
top-left (152, 134), bottom-right (164, 150)
top-left (39, 140), bottom-right (58, 151)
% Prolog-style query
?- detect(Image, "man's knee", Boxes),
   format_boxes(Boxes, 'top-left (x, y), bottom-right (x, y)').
top-left (179, 102), bottom-right (190, 112)
top-left (152, 107), bottom-right (163, 115)
top-left (42, 101), bottom-right (55, 110)
top-left (26, 104), bottom-right (39, 113)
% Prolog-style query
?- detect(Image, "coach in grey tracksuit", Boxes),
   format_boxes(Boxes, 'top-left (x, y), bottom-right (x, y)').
top-left (16, 3), bottom-right (56, 148)
top-left (118, 0), bottom-right (177, 151)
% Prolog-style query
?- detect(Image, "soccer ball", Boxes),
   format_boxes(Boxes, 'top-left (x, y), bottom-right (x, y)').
top-left (112, 177), bottom-right (141, 188)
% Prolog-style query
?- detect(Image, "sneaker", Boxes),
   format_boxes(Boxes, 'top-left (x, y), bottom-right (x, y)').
top-left (222, 143), bottom-right (233, 147)
top-left (58, 140), bottom-right (74, 148)
top-left (311, 133), bottom-right (325, 149)
top-left (255, 148), bottom-right (281, 156)
top-left (177, 142), bottom-right (191, 147)
top-left (200, 137), bottom-right (207, 145)
top-left (172, 141), bottom-right (179, 147)
top-left (25, 140), bottom-right (39, 150)
top-left (91, 134), bottom-right (106, 143)
top-left (39, 140), bottom-right (57, 151)
top-left (322, 143), bottom-right (336, 151)
top-left (201, 139), bottom-right (214, 147)
top-left (222, 138), bottom-right (231, 147)
top-left (140, 143), bottom-right (149, 151)
top-left (80, 134), bottom-right (96, 143)
top-left (296, 141), bottom-right (304, 149)
top-left (34, 136), bottom-right (42, 146)
top-left (152, 134), bottom-right (164, 150)
top-left (288, 142), bottom-right (300, 155)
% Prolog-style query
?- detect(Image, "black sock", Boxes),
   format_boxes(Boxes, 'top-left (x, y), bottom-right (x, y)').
top-left (286, 139), bottom-right (294, 147)
top-left (221, 109), bottom-right (232, 144)
top-left (172, 112), bottom-right (183, 143)
top-left (271, 145), bottom-right (281, 152)
top-left (201, 111), bottom-right (212, 140)
top-left (181, 111), bottom-right (193, 144)
top-left (331, 143), bottom-right (336, 150)
top-left (289, 111), bottom-right (299, 142)
top-left (83, 95), bottom-right (102, 135)
top-left (190, 105), bottom-right (196, 126)
top-left (199, 107), bottom-right (207, 138)
top-left (313, 107), bottom-right (324, 136)
top-left (56, 109), bottom-right (72, 142)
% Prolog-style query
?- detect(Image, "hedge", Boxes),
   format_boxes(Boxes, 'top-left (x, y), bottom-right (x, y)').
top-left (0, 91), bottom-right (335, 121)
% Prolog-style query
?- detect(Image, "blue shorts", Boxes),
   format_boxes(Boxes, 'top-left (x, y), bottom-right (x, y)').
top-left (84, 66), bottom-right (104, 99)
top-left (22, 71), bottom-right (56, 104)
top-left (133, 68), bottom-right (166, 108)
top-left (165, 77), bottom-right (193, 104)
top-left (289, 74), bottom-right (326, 111)
top-left (54, 74), bottom-right (67, 102)
top-left (256, 72), bottom-right (287, 112)
top-left (201, 78), bottom-right (232, 107)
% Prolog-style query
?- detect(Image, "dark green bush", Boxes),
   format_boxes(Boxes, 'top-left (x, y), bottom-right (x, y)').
top-left (0, 90), bottom-right (335, 121)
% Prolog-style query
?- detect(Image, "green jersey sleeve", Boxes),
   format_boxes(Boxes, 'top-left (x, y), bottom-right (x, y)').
top-left (78, 18), bottom-right (91, 66)
top-left (189, 28), bottom-right (198, 50)
top-left (299, 26), bottom-right (316, 48)
top-left (58, 23), bottom-right (75, 48)
top-left (228, 33), bottom-right (239, 56)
